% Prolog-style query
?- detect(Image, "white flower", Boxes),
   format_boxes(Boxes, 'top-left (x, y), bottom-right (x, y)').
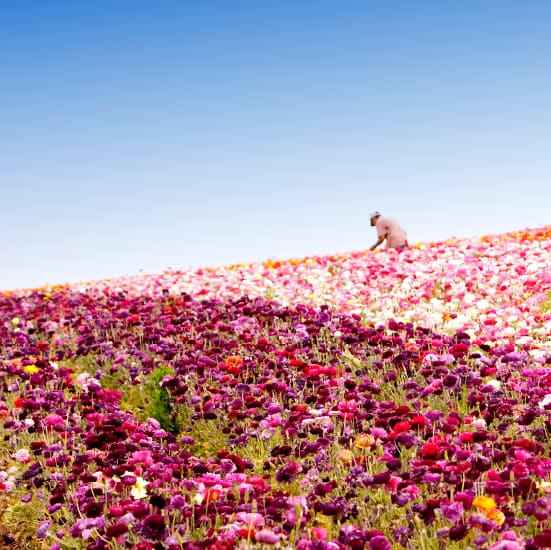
top-left (485, 380), bottom-right (501, 391)
top-left (130, 476), bottom-right (149, 499)
top-left (539, 394), bottom-right (551, 409)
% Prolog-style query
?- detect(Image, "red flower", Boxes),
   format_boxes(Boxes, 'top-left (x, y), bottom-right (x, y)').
top-left (237, 528), bottom-right (255, 538)
top-left (389, 421), bottom-right (411, 437)
top-left (204, 489), bottom-right (220, 503)
top-left (410, 415), bottom-right (426, 428)
top-left (421, 443), bottom-right (440, 459)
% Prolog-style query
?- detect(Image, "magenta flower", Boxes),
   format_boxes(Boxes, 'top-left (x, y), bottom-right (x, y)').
top-left (43, 414), bottom-right (64, 428)
top-left (369, 535), bottom-right (392, 550)
top-left (275, 461), bottom-right (302, 483)
top-left (235, 512), bottom-right (265, 527)
top-left (255, 530), bottom-right (281, 544)
top-left (37, 520), bottom-right (51, 540)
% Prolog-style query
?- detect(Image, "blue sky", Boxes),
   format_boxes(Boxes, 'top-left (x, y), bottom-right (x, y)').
top-left (2, 1), bottom-right (550, 290)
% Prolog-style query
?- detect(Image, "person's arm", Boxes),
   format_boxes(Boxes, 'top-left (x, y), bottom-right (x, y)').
top-left (370, 235), bottom-right (386, 251)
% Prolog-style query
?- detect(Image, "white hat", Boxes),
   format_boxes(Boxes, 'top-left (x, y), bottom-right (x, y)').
top-left (369, 211), bottom-right (381, 219)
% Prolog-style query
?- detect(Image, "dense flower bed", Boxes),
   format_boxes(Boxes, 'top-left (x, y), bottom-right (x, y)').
top-left (1, 226), bottom-right (551, 549)
top-left (78, 226), bottom-right (551, 348)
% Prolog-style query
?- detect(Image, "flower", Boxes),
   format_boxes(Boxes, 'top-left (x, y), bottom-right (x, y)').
top-left (275, 461), bottom-right (303, 483)
top-left (311, 527), bottom-right (328, 540)
top-left (472, 496), bottom-right (506, 526)
top-left (369, 535), bottom-right (392, 550)
top-left (473, 496), bottom-right (497, 511)
top-left (255, 530), bottom-right (280, 544)
top-left (130, 476), bottom-right (148, 499)
top-left (24, 365), bottom-right (39, 374)
top-left (355, 433), bottom-right (375, 449)
top-left (337, 450), bottom-right (354, 464)
top-left (235, 512), bottom-right (264, 527)
top-left (37, 520), bottom-right (51, 540)
top-left (15, 449), bottom-right (31, 463)
top-left (440, 501), bottom-right (465, 523)
top-left (484, 507), bottom-right (505, 526)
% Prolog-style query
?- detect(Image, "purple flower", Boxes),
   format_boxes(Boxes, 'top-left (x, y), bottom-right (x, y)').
top-left (275, 461), bottom-right (302, 483)
top-left (440, 501), bottom-right (465, 523)
top-left (369, 536), bottom-right (392, 550)
top-left (37, 520), bottom-right (51, 540)
top-left (255, 529), bottom-right (281, 544)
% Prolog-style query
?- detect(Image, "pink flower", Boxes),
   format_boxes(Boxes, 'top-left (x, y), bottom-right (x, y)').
top-left (259, 413), bottom-right (282, 429)
top-left (15, 449), bottom-right (31, 463)
top-left (235, 512), bottom-right (264, 527)
top-left (44, 414), bottom-right (64, 427)
top-left (311, 527), bottom-right (328, 540)
top-left (255, 530), bottom-right (280, 544)
top-left (129, 450), bottom-right (153, 466)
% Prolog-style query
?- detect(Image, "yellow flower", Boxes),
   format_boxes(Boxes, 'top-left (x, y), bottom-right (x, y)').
top-left (24, 365), bottom-right (39, 374)
top-left (337, 450), bottom-right (354, 464)
top-left (130, 476), bottom-right (148, 499)
top-left (355, 434), bottom-right (375, 449)
top-left (473, 496), bottom-right (496, 511)
top-left (11, 317), bottom-right (20, 325)
top-left (537, 481), bottom-right (551, 494)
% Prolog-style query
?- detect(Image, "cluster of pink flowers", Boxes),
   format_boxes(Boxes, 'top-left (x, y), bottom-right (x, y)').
top-left (81, 227), bottom-right (551, 350)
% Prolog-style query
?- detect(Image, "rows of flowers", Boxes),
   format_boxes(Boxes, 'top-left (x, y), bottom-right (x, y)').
top-left (77, 226), bottom-right (551, 349)
top-left (0, 226), bottom-right (551, 549)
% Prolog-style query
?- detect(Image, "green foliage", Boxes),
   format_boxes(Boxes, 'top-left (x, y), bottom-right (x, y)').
top-left (144, 365), bottom-right (181, 435)
top-left (541, 291), bottom-right (551, 313)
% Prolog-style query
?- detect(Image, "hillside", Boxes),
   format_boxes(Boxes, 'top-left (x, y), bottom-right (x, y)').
top-left (1, 226), bottom-right (551, 549)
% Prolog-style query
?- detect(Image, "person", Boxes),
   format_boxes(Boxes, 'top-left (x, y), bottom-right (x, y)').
top-left (369, 211), bottom-right (408, 251)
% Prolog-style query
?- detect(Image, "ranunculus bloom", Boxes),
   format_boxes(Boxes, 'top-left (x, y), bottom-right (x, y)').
top-left (473, 496), bottom-right (496, 511)
top-left (369, 535), bottom-right (392, 550)
top-left (37, 520), bottom-right (51, 540)
top-left (235, 512), bottom-right (264, 527)
top-left (311, 527), bottom-right (328, 540)
top-left (15, 448), bottom-right (31, 463)
top-left (355, 433), bottom-right (375, 448)
top-left (44, 414), bottom-right (64, 427)
top-left (533, 529), bottom-right (551, 548)
top-left (440, 501), bottom-right (465, 523)
top-left (255, 530), bottom-right (280, 544)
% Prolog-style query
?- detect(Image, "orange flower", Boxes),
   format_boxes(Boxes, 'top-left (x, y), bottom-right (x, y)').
top-left (355, 434), bottom-right (375, 449)
top-left (473, 496), bottom-right (496, 511)
top-left (483, 507), bottom-right (505, 525)
top-left (226, 356), bottom-right (244, 368)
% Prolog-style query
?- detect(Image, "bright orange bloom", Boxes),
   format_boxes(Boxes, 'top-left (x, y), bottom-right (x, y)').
top-left (473, 496), bottom-right (496, 511)
top-left (226, 356), bottom-right (244, 368)
top-left (483, 507), bottom-right (505, 525)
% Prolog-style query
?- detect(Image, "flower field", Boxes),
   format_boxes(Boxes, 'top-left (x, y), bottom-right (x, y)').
top-left (2, 226), bottom-right (551, 549)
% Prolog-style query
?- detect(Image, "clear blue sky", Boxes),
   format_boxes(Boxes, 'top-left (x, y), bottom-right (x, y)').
top-left (2, 1), bottom-right (550, 290)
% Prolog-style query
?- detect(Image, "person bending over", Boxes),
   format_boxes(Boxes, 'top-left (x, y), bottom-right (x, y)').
top-left (369, 211), bottom-right (408, 251)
